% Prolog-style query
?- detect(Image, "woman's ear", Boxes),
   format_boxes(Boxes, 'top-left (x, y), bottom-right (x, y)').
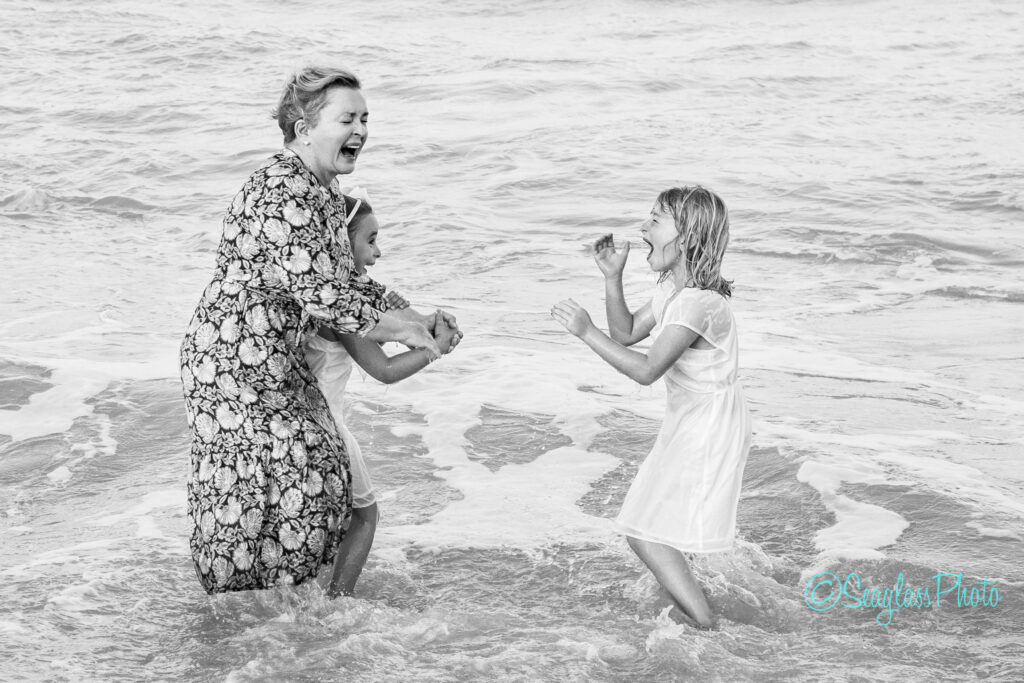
top-left (293, 119), bottom-right (310, 145)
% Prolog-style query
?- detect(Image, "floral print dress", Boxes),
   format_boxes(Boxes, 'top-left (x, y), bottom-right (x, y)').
top-left (180, 150), bottom-right (387, 593)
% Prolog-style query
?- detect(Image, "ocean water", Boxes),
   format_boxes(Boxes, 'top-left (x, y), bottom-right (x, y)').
top-left (2, 0), bottom-right (1023, 680)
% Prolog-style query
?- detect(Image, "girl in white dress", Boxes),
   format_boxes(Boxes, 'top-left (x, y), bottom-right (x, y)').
top-left (551, 186), bottom-right (751, 629)
top-left (304, 193), bottom-right (460, 596)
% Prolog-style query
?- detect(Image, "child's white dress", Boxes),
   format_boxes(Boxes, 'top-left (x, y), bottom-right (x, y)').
top-left (303, 335), bottom-right (376, 508)
top-left (616, 281), bottom-right (752, 553)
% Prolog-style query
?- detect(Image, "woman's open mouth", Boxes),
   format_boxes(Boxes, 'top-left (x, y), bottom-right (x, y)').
top-left (340, 142), bottom-right (361, 160)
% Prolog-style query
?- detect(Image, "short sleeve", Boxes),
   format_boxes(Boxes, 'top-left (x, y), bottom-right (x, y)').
top-left (238, 155), bottom-right (385, 336)
top-left (660, 288), bottom-right (732, 347)
top-left (351, 273), bottom-right (389, 314)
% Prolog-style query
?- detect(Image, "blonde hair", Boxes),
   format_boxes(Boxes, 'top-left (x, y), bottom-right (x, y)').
top-left (656, 186), bottom-right (734, 297)
top-left (272, 66), bottom-right (361, 143)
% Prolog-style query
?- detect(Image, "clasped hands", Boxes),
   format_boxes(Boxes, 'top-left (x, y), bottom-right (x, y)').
top-left (385, 290), bottom-right (463, 359)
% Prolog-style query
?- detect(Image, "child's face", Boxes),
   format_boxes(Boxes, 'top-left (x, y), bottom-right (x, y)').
top-left (349, 214), bottom-right (381, 273)
top-left (640, 206), bottom-right (680, 272)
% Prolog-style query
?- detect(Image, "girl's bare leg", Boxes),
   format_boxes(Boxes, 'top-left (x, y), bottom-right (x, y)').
top-left (327, 503), bottom-right (379, 597)
top-left (627, 536), bottom-right (716, 629)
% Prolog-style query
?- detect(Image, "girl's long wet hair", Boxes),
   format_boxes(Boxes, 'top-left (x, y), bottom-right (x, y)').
top-left (656, 186), bottom-right (734, 298)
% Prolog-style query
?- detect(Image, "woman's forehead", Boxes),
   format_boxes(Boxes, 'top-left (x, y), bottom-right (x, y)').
top-left (323, 87), bottom-right (367, 114)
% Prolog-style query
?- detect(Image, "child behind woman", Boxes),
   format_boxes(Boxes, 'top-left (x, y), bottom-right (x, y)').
top-left (551, 186), bottom-right (751, 629)
top-left (304, 194), bottom-right (458, 597)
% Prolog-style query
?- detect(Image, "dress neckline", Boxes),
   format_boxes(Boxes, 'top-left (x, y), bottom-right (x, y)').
top-left (276, 148), bottom-right (348, 233)
top-left (279, 147), bottom-right (335, 191)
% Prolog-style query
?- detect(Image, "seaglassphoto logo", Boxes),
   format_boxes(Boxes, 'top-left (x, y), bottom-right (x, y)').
top-left (803, 571), bottom-right (1001, 625)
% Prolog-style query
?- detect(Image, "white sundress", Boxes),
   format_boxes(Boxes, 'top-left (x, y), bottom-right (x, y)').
top-left (303, 335), bottom-right (377, 508)
top-left (615, 281), bottom-right (752, 553)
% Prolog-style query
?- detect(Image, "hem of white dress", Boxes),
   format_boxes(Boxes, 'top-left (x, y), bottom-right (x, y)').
top-left (615, 523), bottom-right (734, 554)
top-left (352, 495), bottom-right (377, 509)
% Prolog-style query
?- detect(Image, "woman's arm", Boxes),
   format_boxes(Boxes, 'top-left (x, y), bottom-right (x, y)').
top-left (551, 298), bottom-right (697, 385)
top-left (387, 306), bottom-right (432, 327)
top-left (360, 312), bottom-right (439, 358)
top-left (339, 334), bottom-right (434, 384)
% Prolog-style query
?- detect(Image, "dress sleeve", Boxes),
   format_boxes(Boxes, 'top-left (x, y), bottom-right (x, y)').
top-left (660, 288), bottom-right (732, 348)
top-left (351, 273), bottom-right (389, 314)
top-left (244, 159), bottom-right (387, 336)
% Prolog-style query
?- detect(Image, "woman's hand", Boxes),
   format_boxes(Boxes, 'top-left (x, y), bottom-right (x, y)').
top-left (550, 299), bottom-right (595, 338)
top-left (593, 233), bottom-right (630, 279)
top-left (426, 309), bottom-right (463, 353)
top-left (385, 290), bottom-right (410, 310)
top-left (432, 312), bottom-right (460, 354)
top-left (398, 321), bottom-right (441, 361)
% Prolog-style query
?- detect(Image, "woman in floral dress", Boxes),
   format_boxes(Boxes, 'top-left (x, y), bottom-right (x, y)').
top-left (180, 67), bottom-right (445, 593)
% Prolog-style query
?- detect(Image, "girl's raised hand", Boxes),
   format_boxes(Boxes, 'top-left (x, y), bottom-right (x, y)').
top-left (593, 233), bottom-right (630, 279)
top-left (550, 299), bottom-right (594, 338)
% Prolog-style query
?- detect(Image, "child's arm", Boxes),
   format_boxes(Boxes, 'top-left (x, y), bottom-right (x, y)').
top-left (551, 298), bottom-right (698, 386)
top-left (605, 280), bottom-right (656, 346)
top-left (594, 234), bottom-right (655, 345)
top-left (339, 334), bottom-right (436, 384)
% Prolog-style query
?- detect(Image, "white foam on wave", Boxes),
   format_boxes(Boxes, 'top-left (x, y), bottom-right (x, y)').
top-left (873, 451), bottom-right (1024, 517)
top-left (95, 488), bottom-right (185, 529)
top-left (70, 413), bottom-right (117, 459)
top-left (384, 445), bottom-right (619, 550)
top-left (1, 539), bottom-right (125, 577)
top-left (742, 331), bottom-right (922, 383)
top-left (353, 343), bottom-right (656, 551)
top-left (757, 420), bottom-right (940, 451)
top-left (134, 517), bottom-right (165, 539)
top-left (965, 521), bottom-right (1022, 541)
top-left (760, 420), bottom-right (1023, 578)
top-left (46, 579), bottom-right (109, 613)
top-left (39, 414), bottom-right (119, 487)
top-left (0, 620), bottom-right (29, 633)
top-left (740, 274), bottom-right (1024, 421)
top-left (761, 423), bottom-right (922, 570)
top-left (797, 456), bottom-right (911, 580)
top-left (0, 308), bottom-right (180, 442)
top-left (45, 466), bottom-right (72, 484)
top-left (0, 347), bottom-right (178, 442)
